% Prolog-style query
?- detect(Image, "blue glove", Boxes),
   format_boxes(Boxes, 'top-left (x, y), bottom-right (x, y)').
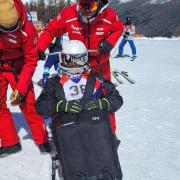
top-left (42, 73), bottom-right (49, 87)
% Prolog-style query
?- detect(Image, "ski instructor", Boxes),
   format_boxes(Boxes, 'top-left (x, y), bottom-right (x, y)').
top-left (38, 0), bottom-right (124, 133)
top-left (0, 0), bottom-right (51, 157)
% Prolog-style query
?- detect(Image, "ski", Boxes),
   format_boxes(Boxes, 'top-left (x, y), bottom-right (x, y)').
top-left (119, 71), bottom-right (135, 84)
top-left (112, 69), bottom-right (135, 84)
top-left (111, 70), bottom-right (123, 84)
top-left (48, 122), bottom-right (63, 180)
top-left (114, 54), bottom-right (130, 58)
top-left (114, 54), bottom-right (137, 61)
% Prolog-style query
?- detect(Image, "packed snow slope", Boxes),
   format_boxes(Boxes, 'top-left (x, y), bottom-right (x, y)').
top-left (0, 38), bottom-right (180, 180)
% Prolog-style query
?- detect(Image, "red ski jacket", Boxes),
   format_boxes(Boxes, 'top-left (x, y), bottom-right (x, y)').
top-left (0, 0), bottom-right (38, 96)
top-left (38, 4), bottom-right (123, 73)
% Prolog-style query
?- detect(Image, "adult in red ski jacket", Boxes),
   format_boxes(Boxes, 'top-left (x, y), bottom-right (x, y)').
top-left (38, 0), bottom-right (124, 80)
top-left (0, 0), bottom-right (50, 157)
top-left (38, 0), bottom-right (124, 132)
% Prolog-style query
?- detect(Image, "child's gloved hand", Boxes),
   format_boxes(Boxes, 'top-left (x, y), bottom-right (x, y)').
top-left (56, 100), bottom-right (83, 114)
top-left (84, 98), bottom-right (110, 111)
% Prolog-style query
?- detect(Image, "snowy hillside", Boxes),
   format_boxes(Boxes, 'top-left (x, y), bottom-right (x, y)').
top-left (0, 38), bottom-right (180, 180)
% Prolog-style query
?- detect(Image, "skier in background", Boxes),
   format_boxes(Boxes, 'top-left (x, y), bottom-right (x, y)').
top-left (0, 0), bottom-right (50, 157)
top-left (38, 0), bottom-right (124, 133)
top-left (115, 16), bottom-right (137, 59)
top-left (36, 40), bottom-right (123, 180)
top-left (38, 35), bottom-right (62, 87)
top-left (38, 31), bottom-right (69, 88)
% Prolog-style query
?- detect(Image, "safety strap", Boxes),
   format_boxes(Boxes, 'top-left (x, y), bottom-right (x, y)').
top-left (80, 71), bottom-right (96, 105)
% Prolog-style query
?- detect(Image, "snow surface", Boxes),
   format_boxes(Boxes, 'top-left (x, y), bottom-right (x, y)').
top-left (1, 38), bottom-right (180, 180)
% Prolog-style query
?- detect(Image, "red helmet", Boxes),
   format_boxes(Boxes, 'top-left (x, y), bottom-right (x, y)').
top-left (78, 0), bottom-right (100, 18)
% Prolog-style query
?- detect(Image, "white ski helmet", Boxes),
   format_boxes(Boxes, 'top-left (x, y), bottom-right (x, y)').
top-left (59, 40), bottom-right (89, 75)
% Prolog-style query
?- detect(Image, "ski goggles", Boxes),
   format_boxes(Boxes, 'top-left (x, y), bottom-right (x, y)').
top-left (78, 0), bottom-right (99, 13)
top-left (61, 53), bottom-right (88, 67)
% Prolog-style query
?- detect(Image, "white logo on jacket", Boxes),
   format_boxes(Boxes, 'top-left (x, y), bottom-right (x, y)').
top-left (71, 25), bottom-right (82, 31)
top-left (6, 33), bottom-right (17, 44)
top-left (96, 32), bottom-right (104, 35)
top-left (97, 28), bottom-right (104, 31)
top-left (71, 25), bottom-right (82, 35)
top-left (92, 117), bottom-right (100, 121)
top-left (96, 27), bottom-right (104, 36)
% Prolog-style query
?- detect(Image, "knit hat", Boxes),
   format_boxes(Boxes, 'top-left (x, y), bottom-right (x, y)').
top-left (0, 0), bottom-right (18, 28)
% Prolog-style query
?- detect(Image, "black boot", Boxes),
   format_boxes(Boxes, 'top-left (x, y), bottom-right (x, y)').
top-left (0, 143), bottom-right (22, 158)
top-left (38, 141), bottom-right (51, 155)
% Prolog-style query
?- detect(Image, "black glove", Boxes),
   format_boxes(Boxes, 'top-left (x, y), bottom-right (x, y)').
top-left (123, 31), bottom-right (130, 39)
top-left (48, 43), bottom-right (54, 53)
top-left (125, 31), bottom-right (130, 35)
top-left (99, 40), bottom-right (113, 54)
top-left (56, 100), bottom-right (83, 114)
top-left (123, 34), bottom-right (128, 39)
top-left (84, 98), bottom-right (110, 111)
top-left (38, 50), bottom-right (46, 61)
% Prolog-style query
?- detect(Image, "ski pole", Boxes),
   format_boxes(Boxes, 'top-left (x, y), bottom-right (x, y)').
top-left (51, 154), bottom-right (58, 180)
top-left (45, 49), bottom-right (99, 56)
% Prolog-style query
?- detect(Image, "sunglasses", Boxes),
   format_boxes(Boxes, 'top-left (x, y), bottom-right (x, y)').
top-left (79, 0), bottom-right (99, 12)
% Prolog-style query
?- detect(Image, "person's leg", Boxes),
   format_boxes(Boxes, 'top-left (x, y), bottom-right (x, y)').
top-left (0, 73), bottom-right (19, 147)
top-left (53, 55), bottom-right (60, 71)
top-left (19, 82), bottom-right (49, 145)
top-left (128, 40), bottom-right (136, 56)
top-left (118, 39), bottom-right (127, 56)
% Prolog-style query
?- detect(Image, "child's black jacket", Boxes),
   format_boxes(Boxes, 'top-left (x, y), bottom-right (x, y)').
top-left (35, 72), bottom-right (123, 119)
